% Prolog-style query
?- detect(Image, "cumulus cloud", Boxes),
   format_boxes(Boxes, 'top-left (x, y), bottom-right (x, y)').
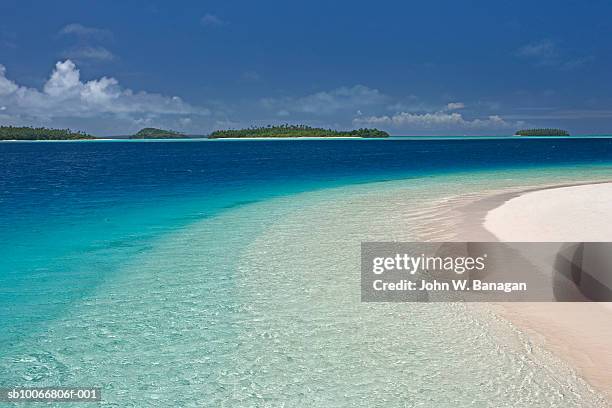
top-left (0, 65), bottom-right (18, 95)
top-left (262, 85), bottom-right (388, 115)
top-left (353, 111), bottom-right (512, 130)
top-left (201, 14), bottom-right (226, 27)
top-left (0, 60), bottom-right (208, 125)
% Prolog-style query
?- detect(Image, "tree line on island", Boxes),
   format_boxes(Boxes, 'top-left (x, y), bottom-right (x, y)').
top-left (129, 127), bottom-right (185, 139)
top-left (0, 124), bottom-right (576, 140)
top-left (515, 128), bottom-right (570, 136)
top-left (0, 126), bottom-right (94, 140)
top-left (208, 125), bottom-right (389, 139)
top-left (0, 124), bottom-right (390, 140)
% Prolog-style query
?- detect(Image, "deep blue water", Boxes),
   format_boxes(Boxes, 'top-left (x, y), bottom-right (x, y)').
top-left (2, 138), bottom-right (612, 346)
top-left (4, 138), bottom-right (612, 217)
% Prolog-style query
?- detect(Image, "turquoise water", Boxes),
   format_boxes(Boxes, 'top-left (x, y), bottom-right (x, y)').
top-left (1, 139), bottom-right (612, 406)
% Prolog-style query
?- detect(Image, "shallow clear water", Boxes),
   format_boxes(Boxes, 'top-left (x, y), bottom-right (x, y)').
top-left (1, 139), bottom-right (612, 406)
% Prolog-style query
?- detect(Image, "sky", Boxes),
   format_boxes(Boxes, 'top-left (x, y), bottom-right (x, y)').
top-left (1, 0), bottom-right (612, 136)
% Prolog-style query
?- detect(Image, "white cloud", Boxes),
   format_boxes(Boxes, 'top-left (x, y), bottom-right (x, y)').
top-left (445, 102), bottom-right (465, 111)
top-left (0, 65), bottom-right (18, 95)
top-left (262, 85), bottom-right (388, 115)
top-left (353, 111), bottom-right (512, 130)
top-left (201, 14), bottom-right (226, 27)
top-left (0, 60), bottom-right (209, 123)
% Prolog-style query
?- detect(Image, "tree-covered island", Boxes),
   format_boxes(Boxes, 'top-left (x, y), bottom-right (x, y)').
top-left (208, 125), bottom-right (389, 139)
top-left (130, 128), bottom-right (186, 139)
top-left (515, 128), bottom-right (570, 136)
top-left (0, 126), bottom-right (94, 140)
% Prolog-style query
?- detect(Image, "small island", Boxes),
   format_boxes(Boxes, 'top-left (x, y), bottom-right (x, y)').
top-left (130, 127), bottom-right (185, 139)
top-left (0, 126), bottom-right (94, 141)
top-left (515, 128), bottom-right (570, 137)
top-left (208, 125), bottom-right (389, 139)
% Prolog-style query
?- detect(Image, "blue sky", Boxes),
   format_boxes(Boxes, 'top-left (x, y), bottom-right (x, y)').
top-left (1, 0), bottom-right (612, 135)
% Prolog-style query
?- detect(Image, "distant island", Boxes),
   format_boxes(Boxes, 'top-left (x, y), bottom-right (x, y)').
top-left (208, 125), bottom-right (389, 139)
top-left (0, 126), bottom-right (94, 140)
top-left (515, 128), bottom-right (570, 136)
top-left (130, 128), bottom-right (185, 139)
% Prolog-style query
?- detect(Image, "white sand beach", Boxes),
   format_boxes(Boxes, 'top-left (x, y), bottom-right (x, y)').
top-left (483, 183), bottom-right (612, 400)
top-left (485, 183), bottom-right (612, 242)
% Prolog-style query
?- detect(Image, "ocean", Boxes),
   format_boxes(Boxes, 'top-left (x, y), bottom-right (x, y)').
top-left (1, 137), bottom-right (612, 407)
